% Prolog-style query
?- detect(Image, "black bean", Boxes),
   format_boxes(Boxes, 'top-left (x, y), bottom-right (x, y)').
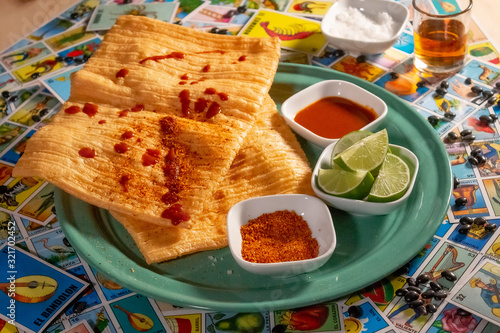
top-left (459, 224), bottom-right (471, 234)
top-left (444, 112), bottom-right (456, 120)
top-left (496, 82), bottom-right (500, 89)
top-left (272, 325), bottom-right (287, 333)
top-left (471, 86), bottom-right (483, 95)
top-left (441, 270), bottom-right (457, 282)
top-left (404, 290), bottom-right (421, 303)
top-left (440, 81), bottom-right (449, 89)
top-left (470, 148), bottom-right (482, 157)
top-left (473, 217), bottom-right (487, 225)
top-left (491, 114), bottom-right (499, 121)
top-left (416, 305), bottom-right (428, 316)
top-left (434, 290), bottom-right (449, 299)
top-left (417, 81), bottom-right (425, 88)
top-left (31, 115), bottom-right (41, 122)
top-left (426, 303), bottom-right (438, 313)
top-left (455, 197), bottom-right (468, 206)
top-left (237, 5), bottom-right (247, 12)
top-left (409, 299), bottom-right (424, 308)
top-left (416, 274), bottom-right (430, 284)
top-left (396, 288), bottom-right (409, 296)
top-left (453, 176), bottom-right (460, 189)
top-left (83, 54), bottom-right (91, 62)
top-left (465, 77), bottom-right (472, 85)
top-left (488, 97), bottom-right (498, 105)
top-left (407, 277), bottom-right (417, 286)
top-left (476, 155), bottom-right (488, 165)
top-left (428, 115), bottom-right (440, 126)
top-left (436, 87), bottom-right (448, 96)
top-left (1, 91), bottom-right (10, 98)
top-left (31, 72), bottom-right (41, 79)
top-left (421, 289), bottom-right (435, 299)
top-left (70, 12), bottom-right (80, 19)
top-left (73, 57), bottom-right (84, 65)
top-left (459, 216), bottom-right (474, 225)
top-left (356, 55), bottom-right (366, 63)
top-left (407, 286), bottom-right (422, 293)
top-left (485, 223), bottom-right (498, 232)
top-left (390, 72), bottom-right (399, 79)
top-left (479, 114), bottom-right (493, 124)
top-left (483, 90), bottom-right (494, 98)
top-left (468, 156), bottom-right (479, 165)
top-left (347, 305), bottom-right (363, 318)
top-left (457, 308), bottom-right (471, 316)
top-left (64, 56), bottom-right (73, 62)
top-left (462, 134), bottom-right (476, 142)
top-left (447, 132), bottom-right (459, 141)
top-left (430, 281), bottom-right (442, 291)
top-left (333, 49), bottom-right (345, 57)
top-left (460, 129), bottom-right (473, 137)
top-left (7, 95), bottom-right (18, 103)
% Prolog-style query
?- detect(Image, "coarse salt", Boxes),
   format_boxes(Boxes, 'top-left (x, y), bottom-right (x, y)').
top-left (327, 7), bottom-right (395, 42)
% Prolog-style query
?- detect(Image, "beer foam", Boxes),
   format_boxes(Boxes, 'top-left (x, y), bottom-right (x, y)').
top-left (326, 7), bottom-right (396, 42)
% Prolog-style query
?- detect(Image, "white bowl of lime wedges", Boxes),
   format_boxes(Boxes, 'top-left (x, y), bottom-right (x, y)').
top-left (311, 129), bottom-right (419, 215)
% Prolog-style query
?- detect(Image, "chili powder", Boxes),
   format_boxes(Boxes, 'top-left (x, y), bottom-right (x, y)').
top-left (240, 210), bottom-right (319, 263)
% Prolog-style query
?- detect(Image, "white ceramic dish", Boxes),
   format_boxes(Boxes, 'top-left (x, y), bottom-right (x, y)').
top-left (226, 194), bottom-right (336, 276)
top-left (312, 143), bottom-right (419, 215)
top-left (281, 80), bottom-right (388, 148)
top-left (320, 0), bottom-right (409, 55)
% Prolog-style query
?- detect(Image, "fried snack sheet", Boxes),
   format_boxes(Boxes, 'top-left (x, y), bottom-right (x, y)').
top-left (111, 95), bottom-right (314, 264)
top-left (13, 16), bottom-right (281, 228)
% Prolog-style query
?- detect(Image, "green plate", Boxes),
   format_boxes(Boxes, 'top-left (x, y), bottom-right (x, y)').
top-left (57, 63), bottom-right (452, 311)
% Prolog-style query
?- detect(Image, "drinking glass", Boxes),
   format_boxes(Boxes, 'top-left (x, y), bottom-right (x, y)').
top-left (412, 0), bottom-right (473, 75)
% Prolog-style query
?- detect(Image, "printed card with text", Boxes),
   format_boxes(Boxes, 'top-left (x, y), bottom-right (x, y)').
top-left (449, 259), bottom-right (500, 326)
top-left (343, 298), bottom-right (398, 333)
top-left (0, 244), bottom-right (88, 333)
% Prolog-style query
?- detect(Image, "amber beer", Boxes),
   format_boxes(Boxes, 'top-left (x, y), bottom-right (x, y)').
top-left (412, 0), bottom-right (472, 75)
top-left (414, 19), bottom-right (467, 70)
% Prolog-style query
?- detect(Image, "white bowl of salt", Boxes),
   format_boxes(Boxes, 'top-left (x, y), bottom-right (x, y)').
top-left (321, 0), bottom-right (409, 55)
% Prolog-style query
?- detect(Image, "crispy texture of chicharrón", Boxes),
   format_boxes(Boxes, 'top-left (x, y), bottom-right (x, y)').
top-left (111, 95), bottom-right (314, 264)
top-left (12, 16), bottom-right (281, 228)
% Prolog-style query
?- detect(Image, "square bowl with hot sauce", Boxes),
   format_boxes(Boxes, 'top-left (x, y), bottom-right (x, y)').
top-left (281, 80), bottom-right (388, 148)
top-left (226, 194), bottom-right (336, 276)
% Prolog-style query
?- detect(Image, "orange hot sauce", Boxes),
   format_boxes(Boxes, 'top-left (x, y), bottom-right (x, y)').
top-left (293, 96), bottom-right (378, 139)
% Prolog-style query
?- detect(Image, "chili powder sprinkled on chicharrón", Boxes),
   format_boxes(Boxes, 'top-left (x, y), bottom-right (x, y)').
top-left (240, 210), bottom-right (319, 263)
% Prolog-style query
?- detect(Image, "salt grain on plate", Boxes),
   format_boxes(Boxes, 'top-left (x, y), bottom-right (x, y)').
top-left (327, 7), bottom-right (395, 42)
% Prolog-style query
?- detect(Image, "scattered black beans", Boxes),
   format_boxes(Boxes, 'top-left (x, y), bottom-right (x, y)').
top-left (429, 281), bottom-right (442, 291)
top-left (417, 81), bottom-right (425, 88)
top-left (471, 86), bottom-right (483, 95)
top-left (421, 289), bottom-right (435, 299)
top-left (434, 290), bottom-right (449, 300)
top-left (426, 303), bottom-right (438, 314)
top-left (483, 90), bottom-right (494, 98)
top-left (272, 325), bottom-right (287, 333)
top-left (488, 96), bottom-right (498, 105)
top-left (73, 57), bottom-right (84, 65)
top-left (459, 224), bottom-right (471, 234)
top-left (428, 115), bottom-right (440, 126)
top-left (440, 81), bottom-right (449, 89)
top-left (479, 114), bottom-right (493, 124)
top-left (404, 290), bottom-right (421, 303)
top-left (407, 286), bottom-right (422, 293)
top-left (441, 270), bottom-right (457, 282)
top-left (7, 95), bottom-right (18, 103)
top-left (447, 132), bottom-right (459, 142)
top-left (444, 112), bottom-right (456, 120)
top-left (457, 309), bottom-right (471, 317)
top-left (347, 305), bottom-right (363, 318)
top-left (416, 305), bottom-right (428, 316)
top-left (491, 114), bottom-right (499, 121)
top-left (459, 216), bottom-right (474, 225)
top-left (436, 87), bottom-right (448, 96)
top-left (470, 148), bottom-right (482, 157)
top-left (462, 134), bottom-right (476, 142)
top-left (396, 288), bottom-right (408, 296)
top-left (474, 217), bottom-right (487, 225)
top-left (55, 56), bottom-right (64, 63)
top-left (416, 274), bottom-right (430, 284)
top-left (31, 72), bottom-right (41, 79)
top-left (333, 49), bottom-right (345, 57)
top-left (1, 91), bottom-right (10, 98)
top-left (390, 72), bottom-right (399, 79)
top-left (465, 77), bottom-right (472, 85)
top-left (407, 277), bottom-right (417, 286)
top-left (64, 56), bottom-right (73, 62)
top-left (485, 223), bottom-right (498, 232)
top-left (468, 156), bottom-right (479, 166)
top-left (409, 299), bottom-right (424, 308)
top-left (356, 55), bottom-right (366, 63)
top-left (455, 197), bottom-right (468, 207)
top-left (460, 129), bottom-right (473, 137)
top-left (453, 176), bottom-right (460, 189)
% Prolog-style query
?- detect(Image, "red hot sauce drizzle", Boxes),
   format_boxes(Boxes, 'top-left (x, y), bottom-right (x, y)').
top-left (131, 104), bottom-right (144, 112)
top-left (116, 68), bottom-right (129, 78)
top-left (238, 55), bottom-right (247, 61)
top-left (118, 109), bottom-right (129, 117)
top-left (218, 92), bottom-right (228, 101)
top-left (206, 102), bottom-right (221, 119)
top-left (119, 174), bottom-right (131, 192)
top-left (194, 98), bottom-right (209, 113)
top-left (142, 149), bottom-right (161, 166)
top-left (82, 103), bottom-right (98, 117)
top-left (180, 73), bottom-right (189, 80)
top-left (114, 142), bottom-right (129, 153)
top-left (79, 147), bottom-right (95, 158)
top-left (65, 105), bottom-right (81, 114)
top-left (161, 204), bottom-right (190, 225)
top-left (179, 90), bottom-right (190, 117)
top-left (98, 120), bottom-right (106, 124)
top-left (202, 64), bottom-right (210, 72)
top-left (139, 52), bottom-right (185, 64)
top-left (121, 130), bottom-right (134, 140)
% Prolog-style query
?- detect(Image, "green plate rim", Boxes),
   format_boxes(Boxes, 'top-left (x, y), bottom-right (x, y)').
top-left (57, 63), bottom-right (452, 311)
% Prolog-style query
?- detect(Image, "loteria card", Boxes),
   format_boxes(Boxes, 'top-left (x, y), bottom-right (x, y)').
top-left (0, 42), bottom-right (52, 71)
top-left (60, 320), bottom-right (93, 333)
top-left (0, 244), bottom-right (88, 333)
top-left (344, 298), bottom-right (397, 333)
top-left (239, 9), bottom-right (327, 56)
top-left (87, 3), bottom-right (179, 31)
top-left (273, 302), bottom-right (344, 332)
top-left (284, 0), bottom-right (334, 17)
top-left (449, 259), bottom-right (500, 326)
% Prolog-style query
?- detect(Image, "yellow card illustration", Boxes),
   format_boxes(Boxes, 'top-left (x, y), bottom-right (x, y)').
top-left (469, 41), bottom-right (500, 65)
top-left (12, 55), bottom-right (64, 83)
top-left (332, 56), bottom-right (385, 82)
top-left (285, 0), bottom-right (334, 17)
top-left (240, 9), bottom-right (327, 56)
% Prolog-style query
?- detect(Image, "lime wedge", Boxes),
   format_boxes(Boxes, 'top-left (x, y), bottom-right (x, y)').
top-left (366, 153), bottom-right (411, 202)
top-left (332, 129), bottom-right (389, 173)
top-left (332, 130), bottom-right (373, 159)
top-left (318, 164), bottom-right (375, 200)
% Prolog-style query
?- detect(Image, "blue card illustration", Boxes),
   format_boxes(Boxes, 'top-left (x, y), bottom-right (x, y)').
top-left (447, 142), bottom-right (474, 180)
top-left (87, 3), bottom-right (179, 31)
top-left (60, 0), bottom-right (105, 22)
top-left (64, 265), bottom-right (101, 316)
top-left (344, 298), bottom-right (396, 333)
top-left (427, 303), bottom-right (480, 333)
top-left (27, 18), bottom-right (75, 42)
top-left (459, 60), bottom-right (500, 85)
top-left (69, 306), bottom-right (118, 333)
top-left (43, 65), bottom-right (83, 102)
top-left (111, 294), bottom-right (165, 332)
top-left (31, 228), bottom-right (80, 269)
top-left (0, 42), bottom-right (52, 71)
top-left (0, 244), bottom-right (87, 333)
top-left (1, 129), bottom-right (36, 165)
top-left (452, 178), bottom-right (488, 218)
top-left (91, 267), bottom-right (133, 301)
top-left (392, 31), bottom-right (414, 54)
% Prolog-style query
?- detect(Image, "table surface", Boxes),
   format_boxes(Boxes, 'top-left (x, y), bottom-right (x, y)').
top-left (2, 0), bottom-right (500, 332)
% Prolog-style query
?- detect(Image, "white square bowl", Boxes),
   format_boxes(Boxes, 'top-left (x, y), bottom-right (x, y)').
top-left (226, 194), bottom-right (336, 276)
top-left (320, 0), bottom-right (409, 55)
top-left (312, 143), bottom-right (419, 215)
top-left (281, 80), bottom-right (388, 148)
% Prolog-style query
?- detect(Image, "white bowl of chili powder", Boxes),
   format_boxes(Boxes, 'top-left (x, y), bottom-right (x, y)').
top-left (226, 194), bottom-right (336, 276)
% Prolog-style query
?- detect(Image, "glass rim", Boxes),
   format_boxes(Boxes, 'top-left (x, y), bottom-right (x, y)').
top-left (412, 0), bottom-right (473, 18)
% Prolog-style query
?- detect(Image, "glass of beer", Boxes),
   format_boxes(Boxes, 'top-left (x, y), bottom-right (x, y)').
top-left (412, 0), bottom-right (473, 75)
